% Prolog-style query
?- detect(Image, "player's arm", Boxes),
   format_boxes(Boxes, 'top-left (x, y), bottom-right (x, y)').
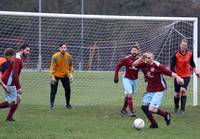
top-left (171, 72), bottom-right (184, 85)
top-left (12, 59), bottom-right (22, 92)
top-left (170, 55), bottom-right (176, 72)
top-left (50, 56), bottom-right (57, 84)
top-left (0, 71), bottom-right (5, 86)
top-left (68, 55), bottom-right (74, 82)
top-left (50, 56), bottom-right (57, 78)
top-left (159, 64), bottom-right (184, 85)
top-left (132, 53), bottom-right (147, 67)
top-left (132, 57), bottom-right (143, 67)
top-left (0, 71), bottom-right (9, 93)
top-left (190, 54), bottom-right (200, 77)
top-left (114, 58), bottom-right (125, 83)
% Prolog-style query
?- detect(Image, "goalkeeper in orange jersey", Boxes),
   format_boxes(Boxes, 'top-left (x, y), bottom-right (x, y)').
top-left (50, 43), bottom-right (74, 110)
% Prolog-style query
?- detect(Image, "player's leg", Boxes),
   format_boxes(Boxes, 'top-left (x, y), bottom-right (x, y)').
top-left (121, 77), bottom-right (129, 114)
top-left (141, 93), bottom-right (158, 128)
top-left (6, 96), bottom-right (21, 121)
top-left (1, 86), bottom-right (15, 109)
top-left (127, 94), bottom-right (136, 117)
top-left (50, 77), bottom-right (59, 109)
top-left (121, 95), bottom-right (128, 114)
top-left (60, 77), bottom-right (71, 109)
top-left (174, 78), bottom-right (180, 113)
top-left (149, 91), bottom-right (171, 126)
top-left (1, 86), bottom-right (18, 110)
top-left (180, 89), bottom-right (187, 114)
top-left (180, 77), bottom-right (190, 114)
top-left (0, 101), bottom-right (10, 108)
top-left (3, 86), bottom-right (19, 121)
top-left (122, 77), bottom-right (136, 116)
top-left (128, 79), bottom-right (137, 117)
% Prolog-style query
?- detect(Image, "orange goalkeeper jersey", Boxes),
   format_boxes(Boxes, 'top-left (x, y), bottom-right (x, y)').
top-left (170, 50), bottom-right (196, 77)
top-left (50, 52), bottom-right (73, 78)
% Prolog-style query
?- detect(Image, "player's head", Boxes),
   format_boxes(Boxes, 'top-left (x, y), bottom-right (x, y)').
top-left (179, 39), bottom-right (188, 51)
top-left (143, 51), bottom-right (154, 64)
top-left (59, 43), bottom-right (68, 55)
top-left (131, 42), bottom-right (140, 57)
top-left (19, 43), bottom-right (31, 59)
top-left (4, 48), bottom-right (16, 62)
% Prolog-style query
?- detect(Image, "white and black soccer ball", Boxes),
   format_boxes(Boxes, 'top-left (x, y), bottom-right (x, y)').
top-left (133, 118), bottom-right (145, 130)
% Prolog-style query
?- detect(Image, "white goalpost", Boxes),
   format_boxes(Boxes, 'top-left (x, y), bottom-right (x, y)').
top-left (0, 11), bottom-right (198, 106)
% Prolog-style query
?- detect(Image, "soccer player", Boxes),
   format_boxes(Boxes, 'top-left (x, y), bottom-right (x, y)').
top-left (0, 48), bottom-right (16, 93)
top-left (16, 43), bottom-right (30, 61)
top-left (171, 39), bottom-right (200, 114)
top-left (49, 43), bottom-right (73, 110)
top-left (114, 44), bottom-right (140, 117)
top-left (0, 48), bottom-right (23, 121)
top-left (133, 51), bottom-right (184, 128)
top-left (5, 44), bottom-right (30, 121)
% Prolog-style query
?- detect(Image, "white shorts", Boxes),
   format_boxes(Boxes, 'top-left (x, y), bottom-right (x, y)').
top-left (122, 77), bottom-right (137, 95)
top-left (4, 86), bottom-right (18, 103)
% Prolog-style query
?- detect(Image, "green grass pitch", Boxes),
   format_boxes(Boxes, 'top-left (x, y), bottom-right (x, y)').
top-left (0, 71), bottom-right (200, 139)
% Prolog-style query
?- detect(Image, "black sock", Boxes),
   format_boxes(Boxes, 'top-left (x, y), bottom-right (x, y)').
top-left (174, 96), bottom-right (180, 109)
top-left (181, 96), bottom-right (187, 111)
top-left (141, 105), bottom-right (157, 125)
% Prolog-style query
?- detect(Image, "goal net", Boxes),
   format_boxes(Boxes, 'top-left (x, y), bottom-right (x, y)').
top-left (0, 11), bottom-right (198, 106)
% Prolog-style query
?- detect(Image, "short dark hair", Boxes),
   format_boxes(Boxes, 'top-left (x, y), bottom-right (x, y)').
top-left (19, 43), bottom-right (29, 50)
top-left (132, 42), bottom-right (140, 50)
top-left (4, 48), bottom-right (16, 57)
top-left (59, 43), bottom-right (67, 47)
top-left (180, 38), bottom-right (188, 44)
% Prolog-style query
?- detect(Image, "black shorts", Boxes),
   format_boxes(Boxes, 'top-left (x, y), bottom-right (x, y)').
top-left (174, 77), bottom-right (190, 92)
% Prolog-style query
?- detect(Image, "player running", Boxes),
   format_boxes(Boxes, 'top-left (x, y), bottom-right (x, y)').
top-left (171, 39), bottom-right (200, 114)
top-left (133, 51), bottom-right (184, 128)
top-left (0, 48), bottom-right (22, 121)
top-left (114, 44), bottom-right (140, 117)
top-left (0, 44), bottom-right (30, 121)
top-left (50, 43), bottom-right (74, 110)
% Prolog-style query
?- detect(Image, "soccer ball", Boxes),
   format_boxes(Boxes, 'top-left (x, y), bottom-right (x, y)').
top-left (133, 118), bottom-right (145, 130)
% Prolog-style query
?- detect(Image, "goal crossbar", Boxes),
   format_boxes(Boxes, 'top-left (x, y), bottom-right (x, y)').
top-left (0, 11), bottom-right (197, 21)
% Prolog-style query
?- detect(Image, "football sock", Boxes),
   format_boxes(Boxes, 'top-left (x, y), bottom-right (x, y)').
top-left (7, 104), bottom-right (18, 120)
top-left (156, 108), bottom-right (168, 117)
top-left (141, 105), bottom-right (157, 125)
top-left (0, 101), bottom-right (9, 108)
top-left (174, 96), bottom-right (180, 109)
top-left (121, 96), bottom-right (128, 111)
top-left (127, 96), bottom-right (134, 112)
top-left (181, 96), bottom-right (187, 111)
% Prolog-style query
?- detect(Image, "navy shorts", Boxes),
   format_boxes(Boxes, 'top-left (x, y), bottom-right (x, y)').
top-left (174, 77), bottom-right (190, 92)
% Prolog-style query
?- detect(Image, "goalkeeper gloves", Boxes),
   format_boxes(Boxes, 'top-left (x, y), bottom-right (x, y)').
top-left (51, 75), bottom-right (57, 85)
top-left (69, 73), bottom-right (73, 83)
